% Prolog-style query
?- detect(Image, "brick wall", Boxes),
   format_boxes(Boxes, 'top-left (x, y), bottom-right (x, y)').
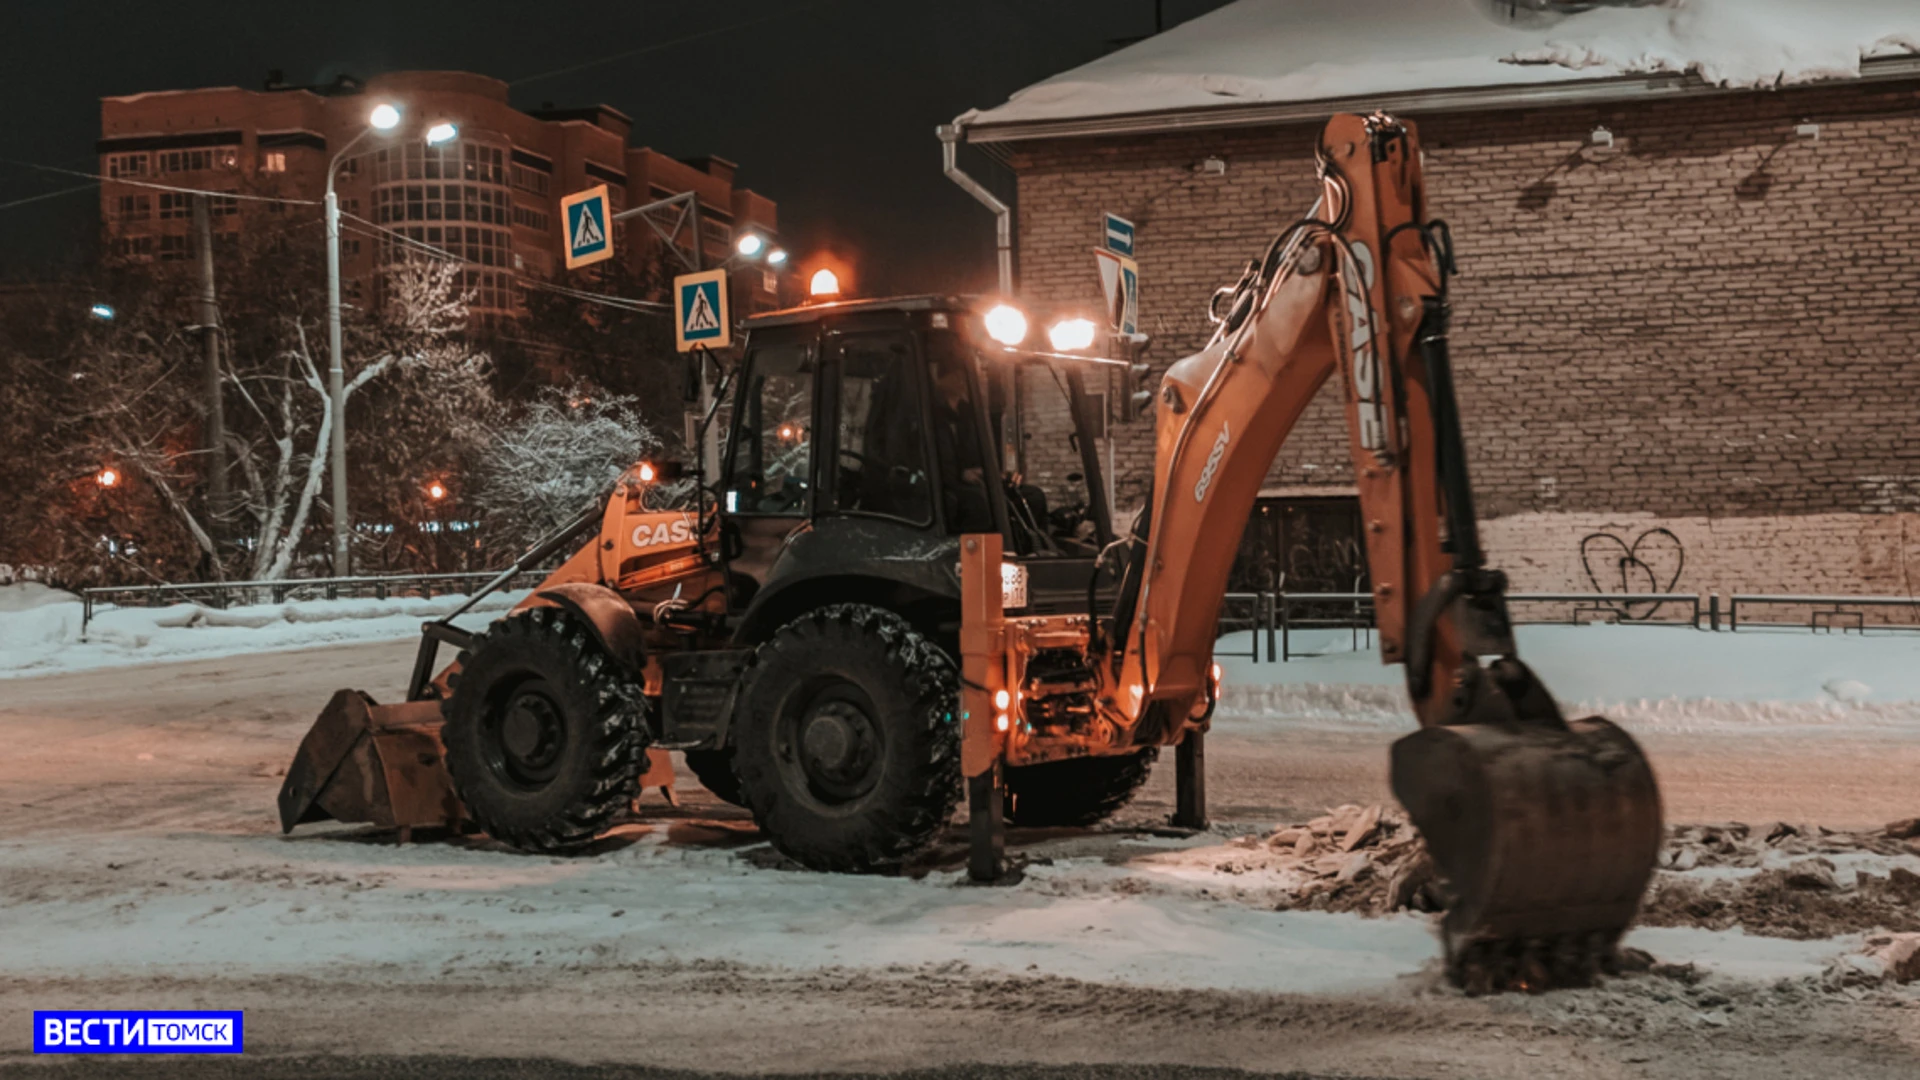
top-left (1003, 79), bottom-right (1920, 596)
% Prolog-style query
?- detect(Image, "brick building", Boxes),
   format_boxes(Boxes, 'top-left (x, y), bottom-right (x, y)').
top-left (98, 70), bottom-right (785, 319)
top-left (954, 2), bottom-right (1920, 602)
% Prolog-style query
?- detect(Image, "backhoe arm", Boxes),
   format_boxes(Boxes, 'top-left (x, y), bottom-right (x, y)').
top-left (1113, 112), bottom-right (1490, 726)
top-left (1098, 114), bottom-right (1662, 988)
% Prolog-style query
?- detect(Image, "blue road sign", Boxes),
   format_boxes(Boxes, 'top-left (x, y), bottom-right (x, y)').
top-left (1104, 212), bottom-right (1135, 257)
top-left (561, 185), bottom-right (612, 269)
top-left (674, 269), bottom-right (731, 352)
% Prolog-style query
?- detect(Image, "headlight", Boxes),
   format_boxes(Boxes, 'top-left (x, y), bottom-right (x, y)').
top-left (1047, 317), bottom-right (1098, 352)
top-left (983, 304), bottom-right (1028, 347)
top-left (1000, 561), bottom-right (1029, 610)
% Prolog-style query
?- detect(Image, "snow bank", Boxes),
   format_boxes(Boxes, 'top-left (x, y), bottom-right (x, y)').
top-left (963, 0), bottom-right (1920, 129)
top-left (1217, 623), bottom-right (1920, 734)
top-left (0, 583), bottom-right (527, 679)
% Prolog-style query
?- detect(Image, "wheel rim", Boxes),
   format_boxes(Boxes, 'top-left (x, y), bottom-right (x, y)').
top-left (484, 678), bottom-right (569, 791)
top-left (774, 680), bottom-right (885, 809)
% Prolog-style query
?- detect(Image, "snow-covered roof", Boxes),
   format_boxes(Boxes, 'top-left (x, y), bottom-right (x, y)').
top-left (959, 0), bottom-right (1920, 140)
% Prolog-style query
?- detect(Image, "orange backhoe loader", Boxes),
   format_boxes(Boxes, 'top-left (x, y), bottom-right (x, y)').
top-left (281, 112), bottom-right (1661, 990)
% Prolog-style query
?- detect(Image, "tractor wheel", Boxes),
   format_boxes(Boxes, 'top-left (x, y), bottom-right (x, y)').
top-left (682, 748), bottom-right (745, 807)
top-left (442, 607), bottom-right (649, 853)
top-left (1004, 748), bottom-right (1158, 828)
top-left (732, 604), bottom-right (961, 872)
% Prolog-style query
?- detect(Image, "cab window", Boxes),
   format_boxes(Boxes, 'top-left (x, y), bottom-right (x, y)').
top-left (831, 332), bottom-right (932, 525)
top-left (726, 341), bottom-right (814, 515)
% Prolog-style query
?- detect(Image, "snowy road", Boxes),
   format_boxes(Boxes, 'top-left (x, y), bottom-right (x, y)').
top-left (3, 634), bottom-right (1919, 1076)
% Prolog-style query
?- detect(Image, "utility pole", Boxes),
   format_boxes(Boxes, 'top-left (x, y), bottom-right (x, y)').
top-left (191, 194), bottom-right (228, 552)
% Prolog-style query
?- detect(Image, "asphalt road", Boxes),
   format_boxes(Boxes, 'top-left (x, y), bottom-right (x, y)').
top-left (0, 1060), bottom-right (1368, 1080)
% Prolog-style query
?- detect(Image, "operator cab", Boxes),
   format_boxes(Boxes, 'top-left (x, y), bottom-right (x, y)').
top-left (718, 295), bottom-right (1117, 639)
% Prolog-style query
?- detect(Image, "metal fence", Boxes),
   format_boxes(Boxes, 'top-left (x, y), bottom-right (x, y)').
top-left (78, 570), bottom-right (556, 635)
top-left (1223, 588), bottom-right (1919, 663)
top-left (1726, 593), bottom-right (1920, 633)
top-left (76, 570), bottom-right (1920, 654)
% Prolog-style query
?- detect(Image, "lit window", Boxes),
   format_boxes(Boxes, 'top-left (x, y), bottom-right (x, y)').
top-left (261, 151), bottom-right (287, 173)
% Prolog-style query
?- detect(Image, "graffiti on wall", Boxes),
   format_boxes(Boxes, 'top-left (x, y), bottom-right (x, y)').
top-left (1579, 527), bottom-right (1685, 621)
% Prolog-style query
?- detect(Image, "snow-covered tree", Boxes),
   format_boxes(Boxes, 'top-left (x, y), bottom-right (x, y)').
top-left (470, 383), bottom-right (668, 550)
top-left (40, 244), bottom-right (494, 584)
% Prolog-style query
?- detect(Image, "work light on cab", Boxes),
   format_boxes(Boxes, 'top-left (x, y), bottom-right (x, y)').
top-left (983, 304), bottom-right (1028, 347)
top-left (1047, 317), bottom-right (1098, 352)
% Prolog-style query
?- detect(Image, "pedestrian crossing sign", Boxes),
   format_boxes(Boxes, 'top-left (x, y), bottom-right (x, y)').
top-left (561, 184), bottom-right (612, 269)
top-left (674, 269), bottom-right (731, 352)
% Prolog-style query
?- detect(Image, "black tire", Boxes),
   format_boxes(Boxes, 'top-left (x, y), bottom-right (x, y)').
top-left (732, 603), bottom-right (960, 872)
top-left (1003, 748), bottom-right (1158, 827)
top-left (441, 608), bottom-right (649, 853)
top-left (682, 747), bottom-right (745, 807)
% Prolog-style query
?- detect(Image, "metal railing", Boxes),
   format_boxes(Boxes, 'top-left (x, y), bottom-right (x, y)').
top-left (79, 570), bottom-right (555, 635)
top-left (1727, 593), bottom-right (1920, 632)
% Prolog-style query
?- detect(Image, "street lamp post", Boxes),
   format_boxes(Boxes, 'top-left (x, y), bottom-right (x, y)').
top-left (324, 103), bottom-right (398, 575)
top-left (323, 104), bottom-right (454, 575)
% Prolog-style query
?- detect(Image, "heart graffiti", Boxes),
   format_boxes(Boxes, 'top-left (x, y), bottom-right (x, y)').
top-left (1579, 528), bottom-right (1686, 621)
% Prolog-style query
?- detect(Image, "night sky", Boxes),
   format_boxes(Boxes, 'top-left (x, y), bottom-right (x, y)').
top-left (0, 1), bottom-right (1236, 294)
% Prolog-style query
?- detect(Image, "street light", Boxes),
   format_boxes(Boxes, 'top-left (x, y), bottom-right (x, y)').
top-left (324, 104), bottom-right (456, 575)
top-left (95, 468), bottom-right (119, 489)
top-left (766, 248), bottom-right (788, 266)
top-left (735, 233), bottom-right (765, 258)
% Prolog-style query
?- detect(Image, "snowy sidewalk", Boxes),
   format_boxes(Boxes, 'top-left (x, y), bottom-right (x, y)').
top-left (0, 581), bottom-right (525, 679)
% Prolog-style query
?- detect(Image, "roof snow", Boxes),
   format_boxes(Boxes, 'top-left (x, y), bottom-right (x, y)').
top-left (960, 0), bottom-right (1920, 134)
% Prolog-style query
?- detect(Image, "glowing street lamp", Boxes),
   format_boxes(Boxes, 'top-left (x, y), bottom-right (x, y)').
top-left (766, 248), bottom-right (788, 266)
top-left (95, 468), bottom-right (119, 489)
top-left (324, 107), bottom-right (456, 574)
top-left (735, 233), bottom-right (765, 258)
top-left (426, 481), bottom-right (448, 501)
top-left (88, 303), bottom-right (115, 321)
top-left (808, 268), bottom-right (841, 299)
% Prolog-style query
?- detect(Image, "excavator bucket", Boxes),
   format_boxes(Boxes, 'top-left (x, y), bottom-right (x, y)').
top-left (1390, 716), bottom-right (1663, 991)
top-left (277, 689), bottom-right (465, 836)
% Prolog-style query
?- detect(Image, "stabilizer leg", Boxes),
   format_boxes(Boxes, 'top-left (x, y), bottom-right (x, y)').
top-left (1172, 732), bottom-right (1208, 829)
top-left (968, 764), bottom-right (1006, 881)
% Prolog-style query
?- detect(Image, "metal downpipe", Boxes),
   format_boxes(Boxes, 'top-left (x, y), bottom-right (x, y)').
top-left (938, 123), bottom-right (1012, 295)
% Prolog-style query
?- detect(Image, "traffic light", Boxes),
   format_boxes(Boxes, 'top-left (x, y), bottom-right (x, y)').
top-left (1127, 358), bottom-right (1156, 420)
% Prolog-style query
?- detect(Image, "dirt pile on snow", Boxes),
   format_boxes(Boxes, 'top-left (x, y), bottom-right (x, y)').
top-left (1641, 820), bottom-right (1920, 939)
top-left (1216, 803), bottom-right (1447, 915)
top-left (1212, 809), bottom-right (1920, 933)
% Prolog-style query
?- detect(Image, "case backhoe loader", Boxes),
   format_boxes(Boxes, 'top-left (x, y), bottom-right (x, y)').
top-left (281, 112), bottom-right (1661, 990)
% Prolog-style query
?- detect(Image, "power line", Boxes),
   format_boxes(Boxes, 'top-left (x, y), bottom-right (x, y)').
top-left (0, 158), bottom-right (319, 206)
top-left (0, 182), bottom-right (99, 213)
top-left (336, 211), bottom-right (671, 316)
top-left (508, 0), bottom-right (837, 88)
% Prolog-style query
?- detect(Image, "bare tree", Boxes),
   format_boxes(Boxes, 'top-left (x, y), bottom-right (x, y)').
top-left (45, 252), bottom-right (493, 584)
top-left (224, 257), bottom-right (490, 580)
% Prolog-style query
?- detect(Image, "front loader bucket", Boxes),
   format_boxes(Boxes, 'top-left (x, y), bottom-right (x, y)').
top-left (1390, 716), bottom-right (1662, 990)
top-left (277, 689), bottom-right (465, 835)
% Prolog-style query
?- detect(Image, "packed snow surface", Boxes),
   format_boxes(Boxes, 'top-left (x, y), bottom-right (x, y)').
top-left (1216, 624), bottom-right (1920, 739)
top-left (0, 582), bottom-right (526, 678)
top-left (962, 0), bottom-right (1920, 128)
top-left (0, 829), bottom-right (1851, 992)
